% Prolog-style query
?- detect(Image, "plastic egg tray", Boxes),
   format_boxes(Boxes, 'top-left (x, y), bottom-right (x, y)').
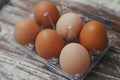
top-left (0, 1), bottom-right (116, 80)
top-left (8, 20), bottom-right (115, 80)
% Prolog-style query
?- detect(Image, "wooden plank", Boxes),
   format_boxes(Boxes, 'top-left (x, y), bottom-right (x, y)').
top-left (86, 55), bottom-right (120, 80)
top-left (9, 0), bottom-right (36, 12)
top-left (106, 48), bottom-right (120, 64)
top-left (0, 49), bottom-right (67, 80)
top-left (0, 0), bottom-right (120, 80)
top-left (0, 10), bottom-right (23, 25)
top-left (86, 71), bottom-right (120, 80)
top-left (94, 56), bottom-right (120, 78)
top-left (3, 4), bottom-right (30, 17)
top-left (0, 0), bottom-right (9, 9)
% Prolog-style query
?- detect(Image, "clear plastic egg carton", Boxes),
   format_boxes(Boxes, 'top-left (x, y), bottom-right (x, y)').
top-left (0, 1), bottom-right (117, 80)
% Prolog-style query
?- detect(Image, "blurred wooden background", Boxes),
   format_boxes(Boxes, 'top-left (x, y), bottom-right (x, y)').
top-left (0, 0), bottom-right (120, 80)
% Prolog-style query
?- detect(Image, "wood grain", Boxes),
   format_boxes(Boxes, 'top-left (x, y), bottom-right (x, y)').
top-left (0, 0), bottom-right (120, 80)
top-left (0, 0), bottom-right (9, 9)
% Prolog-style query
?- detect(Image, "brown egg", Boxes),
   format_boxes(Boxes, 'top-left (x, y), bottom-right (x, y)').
top-left (35, 29), bottom-right (64, 59)
top-left (14, 18), bottom-right (40, 45)
top-left (59, 43), bottom-right (90, 75)
top-left (80, 20), bottom-right (108, 51)
top-left (34, 1), bottom-right (60, 26)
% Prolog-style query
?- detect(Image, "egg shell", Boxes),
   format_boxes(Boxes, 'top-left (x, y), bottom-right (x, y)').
top-left (56, 13), bottom-right (83, 41)
top-left (59, 43), bottom-right (90, 75)
top-left (80, 20), bottom-right (108, 51)
top-left (35, 29), bottom-right (64, 59)
top-left (14, 18), bottom-right (40, 45)
top-left (34, 1), bottom-right (60, 26)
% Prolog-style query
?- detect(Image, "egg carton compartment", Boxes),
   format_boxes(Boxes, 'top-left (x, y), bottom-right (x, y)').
top-left (0, 1), bottom-right (118, 80)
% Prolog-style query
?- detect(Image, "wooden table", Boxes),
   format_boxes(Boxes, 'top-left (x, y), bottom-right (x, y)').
top-left (0, 0), bottom-right (120, 80)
